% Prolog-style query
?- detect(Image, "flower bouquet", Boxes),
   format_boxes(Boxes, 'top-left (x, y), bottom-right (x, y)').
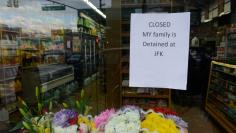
top-left (141, 109), bottom-right (188, 133)
top-left (152, 107), bottom-right (188, 131)
top-left (52, 109), bottom-right (78, 133)
top-left (94, 108), bottom-right (115, 131)
top-left (141, 111), bottom-right (179, 133)
top-left (104, 106), bottom-right (141, 133)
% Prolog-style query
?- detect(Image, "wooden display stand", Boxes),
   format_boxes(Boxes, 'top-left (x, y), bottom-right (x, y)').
top-left (205, 61), bottom-right (236, 133)
top-left (121, 86), bottom-right (171, 109)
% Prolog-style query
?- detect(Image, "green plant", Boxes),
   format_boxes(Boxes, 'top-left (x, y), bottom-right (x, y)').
top-left (62, 89), bottom-right (91, 115)
top-left (10, 86), bottom-right (53, 132)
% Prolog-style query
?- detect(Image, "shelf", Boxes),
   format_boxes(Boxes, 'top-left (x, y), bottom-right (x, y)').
top-left (208, 94), bottom-right (234, 111)
top-left (1, 55), bottom-right (19, 57)
top-left (123, 93), bottom-right (169, 99)
top-left (0, 76), bottom-right (17, 82)
top-left (20, 48), bottom-right (39, 51)
top-left (121, 2), bottom-right (172, 8)
top-left (206, 103), bottom-right (236, 133)
top-left (77, 24), bottom-right (91, 29)
top-left (212, 61), bottom-right (236, 69)
top-left (211, 74), bottom-right (236, 86)
top-left (0, 29), bottom-right (20, 34)
top-left (206, 61), bottom-right (236, 133)
top-left (120, 47), bottom-right (130, 50)
top-left (213, 69), bottom-right (236, 78)
top-left (0, 64), bottom-right (19, 69)
top-left (208, 98), bottom-right (236, 124)
top-left (41, 74), bottom-right (74, 92)
top-left (0, 47), bottom-right (18, 50)
top-left (123, 102), bottom-right (167, 110)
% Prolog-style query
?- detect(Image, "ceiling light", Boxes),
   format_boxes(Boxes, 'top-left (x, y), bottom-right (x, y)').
top-left (82, 0), bottom-right (106, 19)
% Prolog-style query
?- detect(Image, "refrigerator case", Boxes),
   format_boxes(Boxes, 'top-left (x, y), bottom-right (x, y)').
top-left (21, 64), bottom-right (74, 102)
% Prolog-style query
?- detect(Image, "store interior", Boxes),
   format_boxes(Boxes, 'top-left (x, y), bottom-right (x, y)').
top-left (0, 0), bottom-right (236, 133)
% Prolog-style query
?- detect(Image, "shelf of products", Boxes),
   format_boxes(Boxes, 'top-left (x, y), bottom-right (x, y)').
top-left (0, 26), bottom-right (22, 113)
top-left (215, 24), bottom-right (236, 64)
top-left (205, 61), bottom-right (236, 133)
top-left (0, 65), bottom-right (20, 83)
top-left (123, 93), bottom-right (169, 99)
top-left (121, 0), bottom-right (172, 7)
top-left (122, 87), bottom-right (171, 108)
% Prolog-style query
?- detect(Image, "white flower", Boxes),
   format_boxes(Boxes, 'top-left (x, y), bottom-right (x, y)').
top-left (53, 125), bottom-right (78, 133)
top-left (105, 110), bottom-right (140, 133)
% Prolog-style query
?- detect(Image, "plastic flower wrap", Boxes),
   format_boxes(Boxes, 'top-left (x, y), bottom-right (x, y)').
top-left (53, 109), bottom-right (78, 133)
top-left (104, 108), bottom-right (141, 133)
top-left (141, 112), bottom-right (179, 133)
top-left (166, 115), bottom-right (188, 129)
top-left (78, 115), bottom-right (96, 133)
top-left (94, 108), bottom-right (115, 130)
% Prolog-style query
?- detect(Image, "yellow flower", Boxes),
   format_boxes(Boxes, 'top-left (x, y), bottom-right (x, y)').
top-left (78, 116), bottom-right (90, 125)
top-left (44, 128), bottom-right (50, 133)
top-left (141, 113), bottom-right (179, 133)
top-left (78, 116), bottom-right (97, 131)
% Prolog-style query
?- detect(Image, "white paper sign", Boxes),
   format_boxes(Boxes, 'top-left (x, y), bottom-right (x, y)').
top-left (129, 12), bottom-right (190, 90)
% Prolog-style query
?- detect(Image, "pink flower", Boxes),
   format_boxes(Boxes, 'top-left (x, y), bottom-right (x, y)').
top-left (94, 108), bottom-right (115, 129)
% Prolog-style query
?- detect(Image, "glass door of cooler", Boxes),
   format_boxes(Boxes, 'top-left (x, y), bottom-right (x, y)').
top-left (227, 32), bottom-right (236, 62)
top-left (93, 40), bottom-right (96, 73)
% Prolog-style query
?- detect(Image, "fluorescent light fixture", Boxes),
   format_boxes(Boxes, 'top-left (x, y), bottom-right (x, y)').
top-left (219, 11), bottom-right (231, 17)
top-left (82, 0), bottom-right (106, 19)
top-left (204, 19), bottom-right (212, 23)
top-left (219, 12), bottom-right (225, 17)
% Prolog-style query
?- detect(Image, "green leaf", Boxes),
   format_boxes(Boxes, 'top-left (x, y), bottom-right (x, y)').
top-left (32, 125), bottom-right (40, 133)
top-left (19, 108), bottom-right (28, 118)
top-left (17, 97), bottom-right (28, 110)
top-left (38, 103), bottom-right (43, 113)
top-left (62, 103), bottom-right (68, 108)
top-left (22, 121), bottom-right (31, 130)
top-left (84, 106), bottom-right (92, 116)
top-left (76, 101), bottom-right (80, 108)
top-left (81, 89), bottom-right (84, 98)
top-left (21, 100), bottom-right (28, 108)
top-left (41, 87), bottom-right (45, 99)
top-left (49, 101), bottom-right (52, 112)
top-left (35, 86), bottom-right (39, 100)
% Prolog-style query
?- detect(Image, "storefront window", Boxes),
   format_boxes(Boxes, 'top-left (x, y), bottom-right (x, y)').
top-left (0, 0), bottom-right (105, 126)
top-left (0, 0), bottom-right (235, 133)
